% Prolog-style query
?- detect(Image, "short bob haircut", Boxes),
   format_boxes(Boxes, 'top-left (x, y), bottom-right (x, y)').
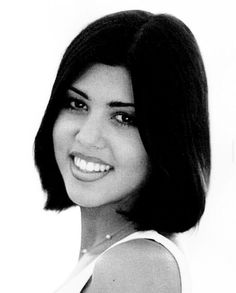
top-left (34, 10), bottom-right (210, 234)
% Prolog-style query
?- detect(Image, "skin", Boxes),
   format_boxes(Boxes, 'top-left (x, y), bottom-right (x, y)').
top-left (83, 239), bottom-right (181, 293)
top-left (53, 63), bottom-right (181, 292)
top-left (53, 63), bottom-right (150, 209)
top-left (53, 64), bottom-right (150, 254)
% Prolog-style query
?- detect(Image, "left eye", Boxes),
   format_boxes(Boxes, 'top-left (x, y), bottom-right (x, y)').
top-left (114, 113), bottom-right (136, 126)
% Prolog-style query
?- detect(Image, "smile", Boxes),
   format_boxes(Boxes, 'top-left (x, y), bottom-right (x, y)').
top-left (70, 152), bottom-right (114, 182)
top-left (74, 156), bottom-right (111, 173)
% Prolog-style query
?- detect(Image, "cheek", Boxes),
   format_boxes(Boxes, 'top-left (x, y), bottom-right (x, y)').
top-left (53, 115), bottom-right (75, 150)
top-left (52, 117), bottom-right (71, 165)
top-left (53, 121), bottom-right (64, 157)
top-left (113, 131), bottom-right (149, 171)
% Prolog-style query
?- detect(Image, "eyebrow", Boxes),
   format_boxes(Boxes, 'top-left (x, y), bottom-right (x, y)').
top-left (69, 86), bottom-right (135, 108)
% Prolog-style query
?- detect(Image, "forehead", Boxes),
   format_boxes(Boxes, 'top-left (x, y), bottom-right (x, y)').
top-left (71, 64), bottom-right (134, 103)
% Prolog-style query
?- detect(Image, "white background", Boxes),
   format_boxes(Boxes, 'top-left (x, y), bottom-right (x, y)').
top-left (0, 0), bottom-right (235, 292)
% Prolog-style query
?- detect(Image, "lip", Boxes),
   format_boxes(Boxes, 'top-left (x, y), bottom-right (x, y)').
top-left (70, 156), bottom-right (113, 182)
top-left (70, 151), bottom-right (113, 167)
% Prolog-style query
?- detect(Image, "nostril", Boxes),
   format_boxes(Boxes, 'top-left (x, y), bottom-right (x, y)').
top-left (75, 128), bottom-right (106, 149)
top-left (74, 115), bottom-right (107, 149)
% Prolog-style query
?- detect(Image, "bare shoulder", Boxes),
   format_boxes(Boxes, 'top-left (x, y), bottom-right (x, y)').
top-left (86, 239), bottom-right (181, 293)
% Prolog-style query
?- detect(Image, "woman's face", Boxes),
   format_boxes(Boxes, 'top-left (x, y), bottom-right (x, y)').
top-left (53, 64), bottom-right (150, 208)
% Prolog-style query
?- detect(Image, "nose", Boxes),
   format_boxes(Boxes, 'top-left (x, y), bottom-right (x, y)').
top-left (75, 115), bottom-right (106, 149)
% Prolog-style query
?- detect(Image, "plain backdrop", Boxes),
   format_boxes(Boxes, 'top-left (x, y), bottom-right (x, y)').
top-left (0, 0), bottom-right (235, 292)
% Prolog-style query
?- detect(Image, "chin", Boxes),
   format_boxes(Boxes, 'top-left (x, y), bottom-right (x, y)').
top-left (66, 187), bottom-right (130, 209)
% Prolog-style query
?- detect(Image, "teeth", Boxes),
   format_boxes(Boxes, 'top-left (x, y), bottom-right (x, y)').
top-left (80, 159), bottom-right (87, 170)
top-left (73, 157), bottom-right (111, 173)
top-left (94, 164), bottom-right (100, 172)
top-left (86, 162), bottom-right (94, 172)
top-left (100, 165), bottom-right (105, 172)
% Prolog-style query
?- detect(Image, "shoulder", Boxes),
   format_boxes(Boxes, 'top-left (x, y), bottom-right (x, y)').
top-left (88, 238), bottom-right (181, 293)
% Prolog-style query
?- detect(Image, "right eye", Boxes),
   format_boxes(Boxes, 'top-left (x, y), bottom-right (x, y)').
top-left (64, 97), bottom-right (88, 112)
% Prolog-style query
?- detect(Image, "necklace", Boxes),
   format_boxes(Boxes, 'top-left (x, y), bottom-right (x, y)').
top-left (81, 223), bottom-right (133, 255)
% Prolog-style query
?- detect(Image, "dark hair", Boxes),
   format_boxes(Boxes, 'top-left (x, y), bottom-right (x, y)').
top-left (34, 10), bottom-right (210, 234)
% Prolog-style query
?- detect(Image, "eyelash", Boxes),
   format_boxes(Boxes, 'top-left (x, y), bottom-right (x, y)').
top-left (64, 97), bottom-right (88, 112)
top-left (64, 97), bottom-right (136, 127)
top-left (112, 112), bottom-right (136, 127)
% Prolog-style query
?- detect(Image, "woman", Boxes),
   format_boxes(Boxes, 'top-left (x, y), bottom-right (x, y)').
top-left (34, 10), bottom-right (210, 292)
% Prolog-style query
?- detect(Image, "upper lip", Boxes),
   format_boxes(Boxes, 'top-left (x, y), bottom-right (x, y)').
top-left (70, 151), bottom-right (113, 167)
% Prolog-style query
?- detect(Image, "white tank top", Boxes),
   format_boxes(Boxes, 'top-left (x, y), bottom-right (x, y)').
top-left (55, 230), bottom-right (191, 293)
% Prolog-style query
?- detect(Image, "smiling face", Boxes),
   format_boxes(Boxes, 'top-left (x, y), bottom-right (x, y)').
top-left (53, 64), bottom-right (150, 209)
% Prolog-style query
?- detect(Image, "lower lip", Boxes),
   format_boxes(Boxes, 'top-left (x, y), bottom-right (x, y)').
top-left (70, 157), bottom-right (112, 182)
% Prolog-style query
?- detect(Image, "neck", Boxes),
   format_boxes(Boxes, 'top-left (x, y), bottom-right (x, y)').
top-left (79, 204), bottom-right (135, 258)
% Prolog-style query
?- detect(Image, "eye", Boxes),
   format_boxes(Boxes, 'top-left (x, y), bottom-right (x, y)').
top-left (64, 97), bottom-right (88, 112)
top-left (113, 112), bottom-right (136, 127)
